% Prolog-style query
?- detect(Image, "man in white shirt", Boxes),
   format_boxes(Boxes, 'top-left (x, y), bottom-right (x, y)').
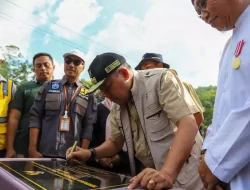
top-left (192, 0), bottom-right (250, 189)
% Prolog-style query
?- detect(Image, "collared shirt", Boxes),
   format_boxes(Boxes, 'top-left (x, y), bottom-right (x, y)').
top-left (61, 77), bottom-right (82, 103)
top-left (29, 76), bottom-right (96, 158)
top-left (11, 80), bottom-right (43, 156)
top-left (110, 70), bottom-right (199, 169)
top-left (183, 82), bottom-right (205, 114)
top-left (203, 5), bottom-right (250, 189)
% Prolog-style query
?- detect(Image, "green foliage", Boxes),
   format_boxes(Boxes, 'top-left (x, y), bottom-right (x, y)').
top-left (80, 79), bottom-right (104, 103)
top-left (196, 85), bottom-right (217, 129)
top-left (0, 45), bottom-right (33, 86)
top-left (80, 79), bottom-right (93, 89)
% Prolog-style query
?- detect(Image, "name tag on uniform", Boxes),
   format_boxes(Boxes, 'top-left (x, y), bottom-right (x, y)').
top-left (59, 116), bottom-right (70, 132)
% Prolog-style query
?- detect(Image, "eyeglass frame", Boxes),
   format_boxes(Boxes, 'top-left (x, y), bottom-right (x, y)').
top-left (195, 0), bottom-right (207, 17)
top-left (64, 57), bottom-right (84, 66)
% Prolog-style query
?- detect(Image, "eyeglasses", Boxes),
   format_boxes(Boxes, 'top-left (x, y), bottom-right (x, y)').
top-left (196, 0), bottom-right (207, 17)
top-left (64, 58), bottom-right (83, 66)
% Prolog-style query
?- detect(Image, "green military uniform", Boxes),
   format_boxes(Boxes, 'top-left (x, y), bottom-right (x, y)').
top-left (12, 80), bottom-right (43, 157)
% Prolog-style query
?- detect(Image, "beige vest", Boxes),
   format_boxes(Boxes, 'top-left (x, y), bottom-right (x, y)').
top-left (113, 69), bottom-right (204, 190)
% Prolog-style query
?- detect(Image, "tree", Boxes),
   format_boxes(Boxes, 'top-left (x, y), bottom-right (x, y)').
top-left (0, 45), bottom-right (33, 86)
top-left (196, 85), bottom-right (217, 129)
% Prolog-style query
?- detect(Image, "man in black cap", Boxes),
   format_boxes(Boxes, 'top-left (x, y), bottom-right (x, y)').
top-left (135, 53), bottom-right (204, 128)
top-left (135, 53), bottom-right (170, 70)
top-left (66, 53), bottom-right (204, 190)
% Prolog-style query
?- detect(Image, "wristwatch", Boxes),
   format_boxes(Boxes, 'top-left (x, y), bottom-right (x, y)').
top-left (88, 148), bottom-right (96, 161)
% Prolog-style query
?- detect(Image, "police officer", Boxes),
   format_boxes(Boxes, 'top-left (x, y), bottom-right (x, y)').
top-left (0, 53), bottom-right (16, 157)
top-left (67, 53), bottom-right (204, 190)
top-left (135, 53), bottom-right (205, 128)
top-left (29, 49), bottom-right (96, 158)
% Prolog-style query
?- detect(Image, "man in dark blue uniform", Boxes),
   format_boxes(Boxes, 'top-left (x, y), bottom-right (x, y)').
top-left (29, 49), bottom-right (96, 158)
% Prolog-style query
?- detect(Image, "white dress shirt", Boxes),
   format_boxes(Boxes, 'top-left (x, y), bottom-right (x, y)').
top-left (203, 5), bottom-right (250, 190)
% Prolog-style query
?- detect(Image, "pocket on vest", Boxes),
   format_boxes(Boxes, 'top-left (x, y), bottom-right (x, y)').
top-left (176, 155), bottom-right (199, 185)
top-left (74, 97), bottom-right (88, 117)
top-left (45, 93), bottom-right (61, 114)
top-left (145, 108), bottom-right (171, 141)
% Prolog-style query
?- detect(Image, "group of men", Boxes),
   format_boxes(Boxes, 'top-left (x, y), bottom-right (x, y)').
top-left (0, 50), bottom-right (97, 159)
top-left (0, 0), bottom-right (249, 189)
top-left (67, 0), bottom-right (250, 189)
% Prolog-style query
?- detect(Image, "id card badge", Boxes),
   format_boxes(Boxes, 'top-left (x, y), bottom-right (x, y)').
top-left (59, 111), bottom-right (70, 132)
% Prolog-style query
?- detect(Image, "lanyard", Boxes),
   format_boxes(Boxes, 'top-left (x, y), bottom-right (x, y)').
top-left (63, 86), bottom-right (79, 117)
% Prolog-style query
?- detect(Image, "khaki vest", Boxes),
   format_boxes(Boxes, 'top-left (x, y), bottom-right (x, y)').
top-left (113, 69), bottom-right (204, 190)
top-left (0, 79), bottom-right (13, 150)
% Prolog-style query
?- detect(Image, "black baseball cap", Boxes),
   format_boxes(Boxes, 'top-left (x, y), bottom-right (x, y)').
top-left (135, 53), bottom-right (170, 70)
top-left (88, 53), bottom-right (126, 93)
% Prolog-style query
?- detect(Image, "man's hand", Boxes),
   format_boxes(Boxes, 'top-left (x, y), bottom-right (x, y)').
top-left (128, 168), bottom-right (174, 190)
top-left (29, 149), bottom-right (43, 158)
top-left (99, 158), bottom-right (113, 168)
top-left (5, 149), bottom-right (16, 158)
top-left (66, 146), bottom-right (91, 164)
top-left (199, 155), bottom-right (219, 190)
top-left (110, 154), bottom-right (120, 165)
top-left (98, 154), bottom-right (120, 168)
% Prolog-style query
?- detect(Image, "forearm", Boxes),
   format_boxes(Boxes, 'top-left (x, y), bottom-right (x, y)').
top-left (81, 139), bottom-right (90, 149)
top-left (6, 118), bottom-right (19, 150)
top-left (29, 128), bottom-right (40, 150)
top-left (95, 139), bottom-right (123, 159)
top-left (205, 105), bottom-right (250, 182)
top-left (7, 109), bottom-right (21, 150)
top-left (161, 115), bottom-right (198, 180)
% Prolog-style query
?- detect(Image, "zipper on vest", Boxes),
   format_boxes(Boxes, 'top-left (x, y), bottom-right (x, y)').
top-left (56, 82), bottom-right (63, 157)
top-left (132, 97), bottom-right (156, 169)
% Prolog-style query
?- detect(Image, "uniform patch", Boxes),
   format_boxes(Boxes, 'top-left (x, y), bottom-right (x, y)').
top-left (48, 89), bottom-right (60, 93)
top-left (105, 60), bottom-right (120, 73)
top-left (49, 81), bottom-right (60, 93)
top-left (51, 82), bottom-right (60, 90)
top-left (78, 87), bottom-right (88, 98)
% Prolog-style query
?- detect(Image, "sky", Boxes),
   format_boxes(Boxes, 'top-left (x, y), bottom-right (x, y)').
top-left (0, 0), bottom-right (232, 87)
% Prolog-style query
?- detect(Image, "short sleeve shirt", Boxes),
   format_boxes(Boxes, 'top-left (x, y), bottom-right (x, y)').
top-left (12, 80), bottom-right (43, 156)
top-left (109, 70), bottom-right (199, 168)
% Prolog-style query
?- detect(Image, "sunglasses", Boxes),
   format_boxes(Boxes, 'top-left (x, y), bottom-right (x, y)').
top-left (64, 58), bottom-right (83, 66)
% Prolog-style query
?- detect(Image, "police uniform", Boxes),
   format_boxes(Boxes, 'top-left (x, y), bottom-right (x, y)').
top-left (203, 5), bottom-right (250, 190)
top-left (0, 74), bottom-right (16, 157)
top-left (29, 76), bottom-right (96, 158)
